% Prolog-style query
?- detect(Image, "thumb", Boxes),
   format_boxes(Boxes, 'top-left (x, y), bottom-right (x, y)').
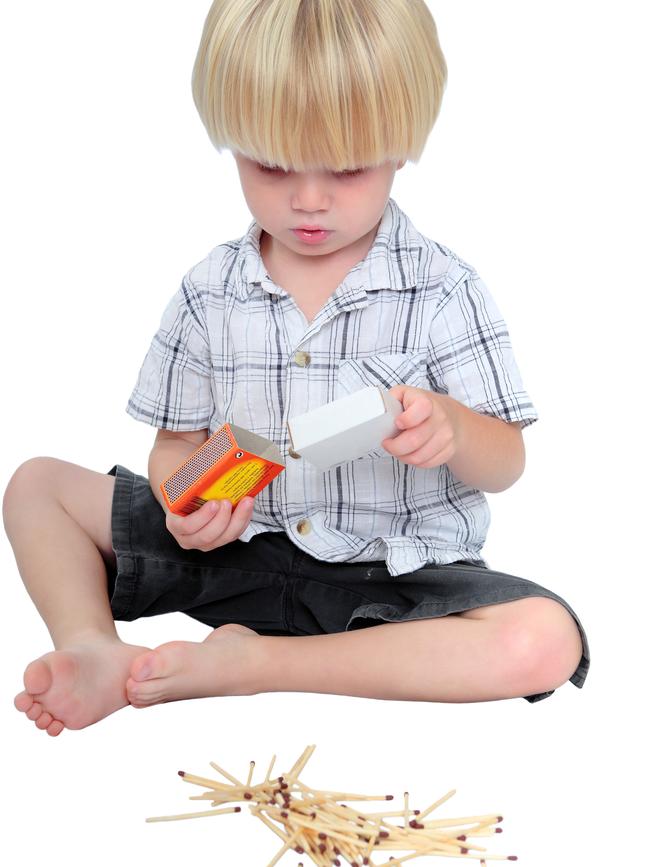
top-left (388, 384), bottom-right (408, 404)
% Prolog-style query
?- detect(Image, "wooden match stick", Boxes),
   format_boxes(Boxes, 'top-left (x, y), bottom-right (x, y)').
top-left (209, 761), bottom-right (245, 787)
top-left (374, 852), bottom-right (422, 866)
top-left (286, 745), bottom-right (317, 783)
top-left (313, 791), bottom-right (395, 802)
top-left (177, 771), bottom-right (231, 790)
top-left (458, 818), bottom-right (503, 838)
top-left (423, 854), bottom-right (515, 862)
top-left (267, 810), bottom-right (362, 846)
top-left (146, 806), bottom-right (241, 823)
top-left (423, 815), bottom-right (501, 830)
top-left (361, 831), bottom-right (378, 865)
top-left (265, 829), bottom-right (302, 867)
top-left (414, 789), bottom-right (457, 821)
top-left (265, 755), bottom-right (277, 783)
top-left (251, 807), bottom-right (292, 843)
top-left (149, 748), bottom-right (516, 866)
top-left (188, 791), bottom-right (233, 801)
top-left (417, 833), bottom-right (487, 855)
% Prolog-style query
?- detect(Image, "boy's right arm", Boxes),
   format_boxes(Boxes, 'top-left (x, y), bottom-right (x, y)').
top-left (148, 429), bottom-right (255, 551)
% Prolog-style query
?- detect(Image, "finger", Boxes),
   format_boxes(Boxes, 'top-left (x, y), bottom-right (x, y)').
top-left (399, 442), bottom-right (452, 468)
top-left (212, 496), bottom-right (256, 547)
top-left (382, 424), bottom-right (431, 457)
top-left (395, 396), bottom-right (432, 430)
top-left (166, 499), bottom-right (222, 537)
top-left (186, 498), bottom-right (234, 549)
top-left (189, 497), bottom-right (254, 551)
top-left (388, 384), bottom-right (408, 404)
top-left (396, 432), bottom-right (456, 468)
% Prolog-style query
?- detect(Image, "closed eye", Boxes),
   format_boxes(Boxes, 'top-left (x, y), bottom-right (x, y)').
top-left (256, 163), bottom-right (290, 175)
top-left (255, 163), bottom-right (366, 179)
top-left (333, 168), bottom-right (365, 179)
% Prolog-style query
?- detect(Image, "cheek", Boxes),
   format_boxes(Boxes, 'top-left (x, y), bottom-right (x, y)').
top-left (354, 178), bottom-right (393, 218)
top-left (242, 185), bottom-right (276, 222)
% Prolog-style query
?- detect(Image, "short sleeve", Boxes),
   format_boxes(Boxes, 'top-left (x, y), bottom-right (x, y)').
top-left (427, 269), bottom-right (538, 427)
top-left (126, 276), bottom-right (213, 430)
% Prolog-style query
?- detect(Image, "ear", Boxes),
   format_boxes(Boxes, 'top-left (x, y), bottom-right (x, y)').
top-left (396, 159), bottom-right (406, 171)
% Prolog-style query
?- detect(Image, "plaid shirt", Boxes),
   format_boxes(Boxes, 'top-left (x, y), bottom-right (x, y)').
top-left (128, 198), bottom-right (538, 576)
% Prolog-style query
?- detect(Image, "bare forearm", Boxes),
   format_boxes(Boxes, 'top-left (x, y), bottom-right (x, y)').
top-left (384, 386), bottom-right (526, 493)
top-left (443, 396), bottom-right (525, 493)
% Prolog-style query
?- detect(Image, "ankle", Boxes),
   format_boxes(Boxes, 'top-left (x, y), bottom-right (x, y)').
top-left (54, 626), bottom-right (121, 650)
top-left (247, 635), bottom-right (292, 695)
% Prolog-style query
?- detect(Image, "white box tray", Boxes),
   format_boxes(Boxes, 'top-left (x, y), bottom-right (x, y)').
top-left (287, 386), bottom-right (403, 471)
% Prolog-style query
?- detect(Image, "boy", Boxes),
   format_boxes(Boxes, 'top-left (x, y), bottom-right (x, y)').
top-left (4, 0), bottom-right (588, 737)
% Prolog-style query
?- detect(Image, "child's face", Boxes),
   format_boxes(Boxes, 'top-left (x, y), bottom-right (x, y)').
top-left (233, 153), bottom-right (404, 263)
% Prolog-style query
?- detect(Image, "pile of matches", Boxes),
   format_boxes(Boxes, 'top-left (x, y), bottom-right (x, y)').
top-left (146, 745), bottom-right (518, 866)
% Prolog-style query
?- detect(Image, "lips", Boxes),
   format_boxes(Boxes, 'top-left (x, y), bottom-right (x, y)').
top-left (291, 227), bottom-right (333, 244)
top-left (295, 225), bottom-right (328, 231)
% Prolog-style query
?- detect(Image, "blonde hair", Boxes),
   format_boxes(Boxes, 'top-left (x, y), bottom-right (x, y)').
top-left (192, 0), bottom-right (447, 171)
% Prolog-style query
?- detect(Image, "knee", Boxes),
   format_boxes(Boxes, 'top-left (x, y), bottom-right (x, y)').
top-left (497, 597), bottom-right (583, 696)
top-left (2, 457), bottom-right (63, 530)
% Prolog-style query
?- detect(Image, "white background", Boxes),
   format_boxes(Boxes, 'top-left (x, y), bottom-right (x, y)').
top-left (1, 1), bottom-right (648, 864)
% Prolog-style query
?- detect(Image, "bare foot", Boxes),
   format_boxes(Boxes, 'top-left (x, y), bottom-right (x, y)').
top-left (126, 624), bottom-right (260, 708)
top-left (14, 636), bottom-right (150, 736)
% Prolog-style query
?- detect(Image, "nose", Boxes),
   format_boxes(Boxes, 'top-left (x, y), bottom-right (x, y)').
top-left (290, 172), bottom-right (331, 214)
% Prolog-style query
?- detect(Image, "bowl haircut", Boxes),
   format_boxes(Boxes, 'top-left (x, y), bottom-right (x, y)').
top-left (192, 0), bottom-right (447, 171)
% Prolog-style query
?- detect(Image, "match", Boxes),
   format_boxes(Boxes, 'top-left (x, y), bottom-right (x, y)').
top-left (146, 746), bottom-right (518, 866)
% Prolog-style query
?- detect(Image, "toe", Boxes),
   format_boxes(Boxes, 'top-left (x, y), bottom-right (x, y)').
top-left (26, 701), bottom-right (43, 721)
top-left (126, 677), bottom-right (164, 708)
top-left (125, 677), bottom-right (141, 705)
top-left (47, 719), bottom-right (65, 737)
top-left (14, 691), bottom-right (34, 713)
top-left (129, 651), bottom-right (157, 682)
top-left (35, 712), bottom-right (53, 730)
top-left (24, 658), bottom-right (53, 695)
top-left (130, 643), bottom-right (185, 682)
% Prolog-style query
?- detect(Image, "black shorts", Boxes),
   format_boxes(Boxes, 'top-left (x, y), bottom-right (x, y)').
top-left (107, 465), bottom-right (590, 703)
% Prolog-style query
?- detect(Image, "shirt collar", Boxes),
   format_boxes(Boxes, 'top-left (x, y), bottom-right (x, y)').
top-left (235, 197), bottom-right (419, 300)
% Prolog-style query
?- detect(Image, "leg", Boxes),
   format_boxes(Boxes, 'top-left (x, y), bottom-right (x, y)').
top-left (3, 457), bottom-right (149, 734)
top-left (125, 596), bottom-right (583, 705)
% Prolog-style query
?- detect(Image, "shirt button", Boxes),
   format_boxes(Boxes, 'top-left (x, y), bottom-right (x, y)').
top-left (288, 447), bottom-right (301, 459)
top-left (294, 351), bottom-right (311, 367)
top-left (296, 518), bottom-right (312, 535)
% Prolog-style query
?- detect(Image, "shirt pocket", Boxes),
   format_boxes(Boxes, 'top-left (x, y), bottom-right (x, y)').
top-left (335, 351), bottom-right (427, 459)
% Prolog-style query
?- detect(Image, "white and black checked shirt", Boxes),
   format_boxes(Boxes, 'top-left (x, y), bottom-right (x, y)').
top-left (128, 198), bottom-right (538, 576)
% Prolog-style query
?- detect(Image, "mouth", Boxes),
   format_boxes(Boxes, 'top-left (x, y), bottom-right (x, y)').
top-left (292, 227), bottom-right (333, 244)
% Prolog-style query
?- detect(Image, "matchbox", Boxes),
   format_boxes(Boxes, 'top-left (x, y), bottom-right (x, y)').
top-left (287, 386), bottom-right (402, 472)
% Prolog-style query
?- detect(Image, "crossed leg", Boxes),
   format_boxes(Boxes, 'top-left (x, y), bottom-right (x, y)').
top-left (125, 595), bottom-right (583, 706)
top-left (4, 458), bottom-right (584, 736)
top-left (4, 458), bottom-right (149, 735)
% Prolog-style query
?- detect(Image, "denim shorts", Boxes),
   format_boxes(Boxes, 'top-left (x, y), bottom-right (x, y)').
top-left (107, 465), bottom-right (590, 702)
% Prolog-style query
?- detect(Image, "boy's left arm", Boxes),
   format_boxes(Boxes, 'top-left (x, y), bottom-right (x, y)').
top-left (381, 384), bottom-right (525, 493)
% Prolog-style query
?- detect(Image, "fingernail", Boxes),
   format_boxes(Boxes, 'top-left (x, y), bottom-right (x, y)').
top-left (138, 663), bottom-right (152, 680)
top-left (211, 500), bottom-right (221, 511)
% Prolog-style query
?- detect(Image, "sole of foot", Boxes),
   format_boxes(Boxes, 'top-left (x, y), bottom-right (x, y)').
top-left (15, 638), bottom-right (150, 736)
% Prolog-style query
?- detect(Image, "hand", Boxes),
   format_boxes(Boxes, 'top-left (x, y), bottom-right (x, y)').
top-left (165, 497), bottom-right (255, 551)
top-left (381, 385), bottom-right (460, 469)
